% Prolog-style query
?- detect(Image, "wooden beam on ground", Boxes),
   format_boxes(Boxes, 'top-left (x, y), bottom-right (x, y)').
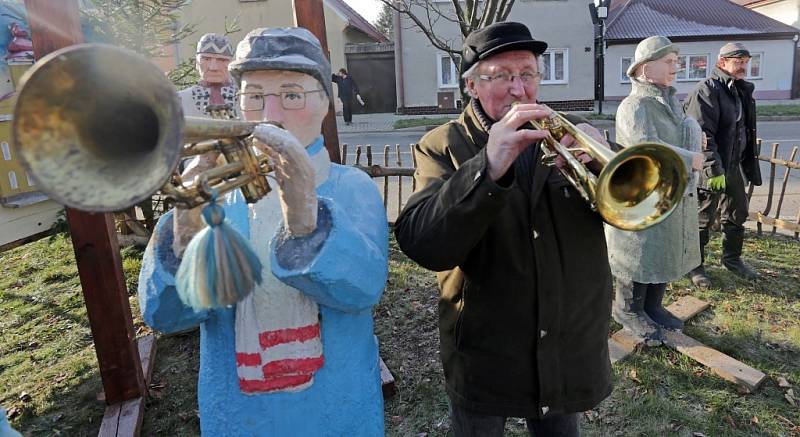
top-left (608, 295), bottom-right (710, 364)
top-left (609, 329), bottom-right (645, 365)
top-left (293, 0), bottom-right (341, 164)
top-left (24, 0), bottom-right (146, 406)
top-left (663, 331), bottom-right (767, 393)
top-left (664, 296), bottom-right (710, 323)
top-left (99, 335), bottom-right (157, 437)
top-left (380, 356), bottom-right (396, 399)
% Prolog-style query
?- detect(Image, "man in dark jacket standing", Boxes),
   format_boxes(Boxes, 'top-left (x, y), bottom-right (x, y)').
top-left (332, 68), bottom-right (363, 125)
top-left (394, 22), bottom-right (613, 436)
top-left (684, 43), bottom-right (762, 287)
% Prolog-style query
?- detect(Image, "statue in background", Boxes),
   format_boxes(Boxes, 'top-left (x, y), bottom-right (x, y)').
top-left (179, 33), bottom-right (238, 118)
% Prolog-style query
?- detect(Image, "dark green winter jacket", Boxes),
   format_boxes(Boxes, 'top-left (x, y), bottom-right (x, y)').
top-left (394, 101), bottom-right (613, 418)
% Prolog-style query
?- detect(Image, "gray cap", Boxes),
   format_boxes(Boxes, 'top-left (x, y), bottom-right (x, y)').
top-left (229, 27), bottom-right (332, 98)
top-left (196, 33), bottom-right (234, 57)
top-left (719, 42), bottom-right (750, 59)
top-left (626, 35), bottom-right (679, 77)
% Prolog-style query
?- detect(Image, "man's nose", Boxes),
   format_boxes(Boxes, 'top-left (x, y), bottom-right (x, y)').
top-left (508, 77), bottom-right (525, 96)
top-left (262, 94), bottom-right (285, 122)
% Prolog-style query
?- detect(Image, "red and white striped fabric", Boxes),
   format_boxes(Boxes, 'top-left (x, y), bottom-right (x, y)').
top-left (233, 150), bottom-right (330, 394)
top-left (235, 289), bottom-right (324, 394)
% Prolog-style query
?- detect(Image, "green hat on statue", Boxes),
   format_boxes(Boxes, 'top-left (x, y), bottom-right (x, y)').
top-left (626, 35), bottom-right (679, 78)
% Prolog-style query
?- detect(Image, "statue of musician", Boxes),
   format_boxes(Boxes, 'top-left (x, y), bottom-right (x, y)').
top-left (138, 27), bottom-right (388, 436)
top-left (178, 33), bottom-right (239, 118)
top-left (607, 36), bottom-right (705, 342)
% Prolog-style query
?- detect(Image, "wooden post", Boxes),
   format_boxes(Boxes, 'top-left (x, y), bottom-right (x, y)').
top-left (24, 0), bottom-right (146, 405)
top-left (293, 0), bottom-right (341, 164)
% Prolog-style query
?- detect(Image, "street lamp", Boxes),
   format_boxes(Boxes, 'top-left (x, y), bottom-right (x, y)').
top-left (589, 0), bottom-right (608, 114)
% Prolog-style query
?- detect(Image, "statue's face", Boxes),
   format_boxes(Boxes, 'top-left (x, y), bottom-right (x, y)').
top-left (719, 56), bottom-right (750, 80)
top-left (239, 69), bottom-right (329, 146)
top-left (641, 52), bottom-right (679, 87)
top-left (196, 53), bottom-right (233, 84)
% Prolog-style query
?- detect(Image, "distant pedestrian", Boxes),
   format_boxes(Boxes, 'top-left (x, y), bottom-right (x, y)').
top-left (332, 68), bottom-right (364, 125)
top-left (684, 42), bottom-right (762, 288)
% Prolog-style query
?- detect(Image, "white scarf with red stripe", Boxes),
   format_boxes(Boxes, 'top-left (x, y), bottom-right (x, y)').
top-left (234, 148), bottom-right (329, 394)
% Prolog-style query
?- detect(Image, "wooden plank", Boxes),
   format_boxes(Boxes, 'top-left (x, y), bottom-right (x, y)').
top-left (383, 145), bottom-right (389, 210)
top-left (24, 0), bottom-right (146, 406)
top-left (609, 296), bottom-right (710, 364)
top-left (137, 335), bottom-right (157, 384)
top-left (748, 212), bottom-right (800, 234)
top-left (98, 402), bottom-right (121, 437)
top-left (608, 329), bottom-right (644, 364)
top-left (665, 296), bottom-right (710, 322)
top-left (97, 336), bottom-right (155, 437)
top-left (293, 0), bottom-right (340, 164)
top-left (663, 331), bottom-right (767, 392)
top-left (99, 397), bottom-right (145, 437)
top-left (380, 356), bottom-right (396, 399)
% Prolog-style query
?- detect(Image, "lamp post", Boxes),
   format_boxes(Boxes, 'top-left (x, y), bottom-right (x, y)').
top-left (589, 0), bottom-right (608, 114)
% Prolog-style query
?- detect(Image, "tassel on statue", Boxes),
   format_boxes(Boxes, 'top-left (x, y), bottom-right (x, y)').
top-left (176, 193), bottom-right (262, 309)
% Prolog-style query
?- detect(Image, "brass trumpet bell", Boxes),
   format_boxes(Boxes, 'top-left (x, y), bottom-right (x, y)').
top-left (13, 43), bottom-right (184, 212)
top-left (13, 44), bottom-right (270, 213)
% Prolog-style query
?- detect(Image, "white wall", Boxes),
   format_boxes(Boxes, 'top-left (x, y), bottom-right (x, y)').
top-left (753, 0), bottom-right (800, 29)
top-left (398, 0), bottom-right (596, 108)
top-left (604, 39), bottom-right (796, 102)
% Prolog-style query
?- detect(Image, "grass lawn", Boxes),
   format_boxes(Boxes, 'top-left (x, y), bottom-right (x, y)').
top-left (1, 231), bottom-right (798, 436)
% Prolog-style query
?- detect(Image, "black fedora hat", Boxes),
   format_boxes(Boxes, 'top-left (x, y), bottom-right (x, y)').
top-left (462, 22), bottom-right (548, 73)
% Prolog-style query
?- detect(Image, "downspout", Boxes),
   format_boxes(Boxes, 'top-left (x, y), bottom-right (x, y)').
top-left (393, 5), bottom-right (404, 113)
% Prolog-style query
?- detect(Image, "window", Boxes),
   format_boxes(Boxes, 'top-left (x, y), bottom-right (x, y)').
top-left (437, 53), bottom-right (461, 88)
top-left (8, 171), bottom-right (17, 190)
top-left (25, 171), bottom-right (34, 187)
top-left (676, 55), bottom-right (709, 81)
top-left (620, 57), bottom-right (632, 82)
top-left (1, 142), bottom-right (9, 160)
top-left (747, 53), bottom-right (762, 79)
top-left (540, 49), bottom-right (568, 84)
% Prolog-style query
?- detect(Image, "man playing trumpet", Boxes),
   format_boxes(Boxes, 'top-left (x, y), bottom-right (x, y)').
top-left (139, 27), bottom-right (389, 436)
top-left (394, 21), bottom-right (613, 436)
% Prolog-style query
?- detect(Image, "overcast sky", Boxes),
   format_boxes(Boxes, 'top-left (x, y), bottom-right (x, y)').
top-left (344, 0), bottom-right (383, 23)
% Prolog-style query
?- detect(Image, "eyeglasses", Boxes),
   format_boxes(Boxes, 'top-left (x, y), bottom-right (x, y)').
top-left (237, 89), bottom-right (324, 111)
top-left (478, 71), bottom-right (543, 84)
top-left (723, 57), bottom-right (751, 65)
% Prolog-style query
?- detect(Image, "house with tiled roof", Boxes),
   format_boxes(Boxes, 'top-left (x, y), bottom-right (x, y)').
top-left (603, 0), bottom-right (800, 102)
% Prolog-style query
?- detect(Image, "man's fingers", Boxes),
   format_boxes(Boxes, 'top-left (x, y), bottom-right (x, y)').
top-left (506, 109), bottom-right (551, 130)
top-left (512, 128), bottom-right (550, 144)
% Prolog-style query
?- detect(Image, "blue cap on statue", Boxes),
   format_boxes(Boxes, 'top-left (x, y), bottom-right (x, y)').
top-left (229, 27), bottom-right (332, 98)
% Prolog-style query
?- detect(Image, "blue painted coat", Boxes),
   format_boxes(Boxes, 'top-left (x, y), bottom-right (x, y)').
top-left (138, 139), bottom-right (388, 436)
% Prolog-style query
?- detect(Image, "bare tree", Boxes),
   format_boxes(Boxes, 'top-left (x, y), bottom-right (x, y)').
top-left (373, 2), bottom-right (394, 40)
top-left (378, 0), bottom-right (516, 67)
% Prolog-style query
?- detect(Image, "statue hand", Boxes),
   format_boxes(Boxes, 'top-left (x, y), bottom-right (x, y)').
top-left (173, 153), bottom-right (221, 258)
top-left (253, 123), bottom-right (318, 236)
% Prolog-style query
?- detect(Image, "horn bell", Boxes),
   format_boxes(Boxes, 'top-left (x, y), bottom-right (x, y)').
top-left (12, 43), bottom-right (184, 212)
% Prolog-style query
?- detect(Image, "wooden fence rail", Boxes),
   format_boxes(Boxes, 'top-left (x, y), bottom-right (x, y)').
top-left (345, 140), bottom-right (800, 241)
top-left (747, 139), bottom-right (800, 239)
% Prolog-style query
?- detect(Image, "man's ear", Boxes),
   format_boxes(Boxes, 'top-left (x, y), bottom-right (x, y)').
top-left (464, 78), bottom-right (478, 99)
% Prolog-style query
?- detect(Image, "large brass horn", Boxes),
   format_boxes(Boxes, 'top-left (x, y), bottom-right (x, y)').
top-left (12, 43), bottom-right (270, 212)
top-left (531, 111), bottom-right (687, 231)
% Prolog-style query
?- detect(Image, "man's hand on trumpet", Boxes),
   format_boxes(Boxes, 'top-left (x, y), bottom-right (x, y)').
top-left (252, 123), bottom-right (318, 237)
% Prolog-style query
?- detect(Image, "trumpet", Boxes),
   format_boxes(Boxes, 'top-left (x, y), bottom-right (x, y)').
top-left (530, 111), bottom-right (687, 231)
top-left (12, 43), bottom-right (271, 212)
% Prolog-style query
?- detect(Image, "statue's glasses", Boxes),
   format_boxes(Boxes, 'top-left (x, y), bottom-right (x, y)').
top-left (237, 89), bottom-right (325, 111)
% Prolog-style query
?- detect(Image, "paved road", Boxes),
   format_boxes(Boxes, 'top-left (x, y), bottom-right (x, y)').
top-left (340, 121), bottom-right (800, 227)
